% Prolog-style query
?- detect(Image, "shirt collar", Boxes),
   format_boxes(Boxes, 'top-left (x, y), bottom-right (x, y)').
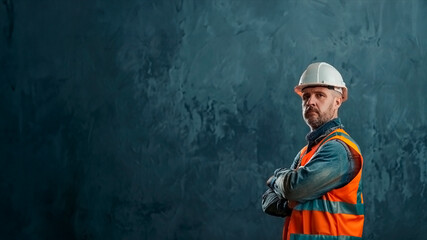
top-left (306, 118), bottom-right (343, 149)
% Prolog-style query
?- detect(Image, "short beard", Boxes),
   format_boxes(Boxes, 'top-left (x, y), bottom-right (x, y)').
top-left (304, 104), bottom-right (335, 130)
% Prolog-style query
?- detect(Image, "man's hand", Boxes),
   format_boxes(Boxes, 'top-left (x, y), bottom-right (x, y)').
top-left (267, 168), bottom-right (290, 189)
top-left (266, 175), bottom-right (276, 189)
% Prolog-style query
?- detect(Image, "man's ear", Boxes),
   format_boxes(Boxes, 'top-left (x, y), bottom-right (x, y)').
top-left (335, 96), bottom-right (343, 108)
top-left (330, 90), bottom-right (343, 108)
top-left (331, 90), bottom-right (343, 109)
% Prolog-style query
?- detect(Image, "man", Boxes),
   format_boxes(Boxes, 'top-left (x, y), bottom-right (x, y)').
top-left (262, 62), bottom-right (364, 240)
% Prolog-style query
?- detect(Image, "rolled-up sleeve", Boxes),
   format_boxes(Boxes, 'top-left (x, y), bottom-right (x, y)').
top-left (272, 140), bottom-right (355, 202)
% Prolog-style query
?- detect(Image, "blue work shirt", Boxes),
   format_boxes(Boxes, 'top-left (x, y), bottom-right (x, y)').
top-left (272, 118), bottom-right (357, 203)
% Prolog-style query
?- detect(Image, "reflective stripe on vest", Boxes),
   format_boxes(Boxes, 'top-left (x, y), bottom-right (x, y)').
top-left (283, 128), bottom-right (364, 240)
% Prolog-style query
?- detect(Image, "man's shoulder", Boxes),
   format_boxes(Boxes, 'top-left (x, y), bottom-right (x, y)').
top-left (328, 129), bottom-right (362, 155)
top-left (319, 139), bottom-right (349, 156)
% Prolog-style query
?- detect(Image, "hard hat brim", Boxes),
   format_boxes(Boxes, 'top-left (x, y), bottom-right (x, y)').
top-left (294, 84), bottom-right (348, 102)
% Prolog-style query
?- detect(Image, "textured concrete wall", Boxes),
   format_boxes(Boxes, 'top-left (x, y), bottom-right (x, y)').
top-left (1, 0), bottom-right (427, 239)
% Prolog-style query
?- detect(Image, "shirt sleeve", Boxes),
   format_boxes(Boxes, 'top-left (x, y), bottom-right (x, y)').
top-left (272, 140), bottom-right (356, 202)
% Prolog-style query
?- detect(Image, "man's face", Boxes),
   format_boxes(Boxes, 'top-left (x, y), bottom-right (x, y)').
top-left (301, 86), bottom-right (342, 130)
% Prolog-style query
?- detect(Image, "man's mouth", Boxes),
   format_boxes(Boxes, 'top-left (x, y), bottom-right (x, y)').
top-left (305, 109), bottom-right (318, 117)
top-left (306, 108), bottom-right (317, 113)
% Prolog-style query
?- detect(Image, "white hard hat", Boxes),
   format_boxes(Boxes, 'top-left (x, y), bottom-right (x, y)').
top-left (294, 62), bottom-right (348, 102)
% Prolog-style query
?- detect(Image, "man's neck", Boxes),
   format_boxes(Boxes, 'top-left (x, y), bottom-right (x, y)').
top-left (306, 118), bottom-right (343, 151)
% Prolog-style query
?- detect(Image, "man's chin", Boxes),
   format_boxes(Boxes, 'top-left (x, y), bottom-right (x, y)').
top-left (304, 117), bottom-right (322, 129)
top-left (304, 115), bottom-right (318, 123)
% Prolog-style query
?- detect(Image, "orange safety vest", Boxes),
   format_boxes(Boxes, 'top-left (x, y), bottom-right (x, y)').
top-left (283, 128), bottom-right (364, 240)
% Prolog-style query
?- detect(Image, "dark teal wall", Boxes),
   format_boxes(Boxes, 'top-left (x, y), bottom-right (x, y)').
top-left (1, 0), bottom-right (427, 239)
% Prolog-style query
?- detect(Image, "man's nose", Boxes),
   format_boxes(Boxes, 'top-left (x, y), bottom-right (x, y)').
top-left (305, 95), bottom-right (316, 106)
